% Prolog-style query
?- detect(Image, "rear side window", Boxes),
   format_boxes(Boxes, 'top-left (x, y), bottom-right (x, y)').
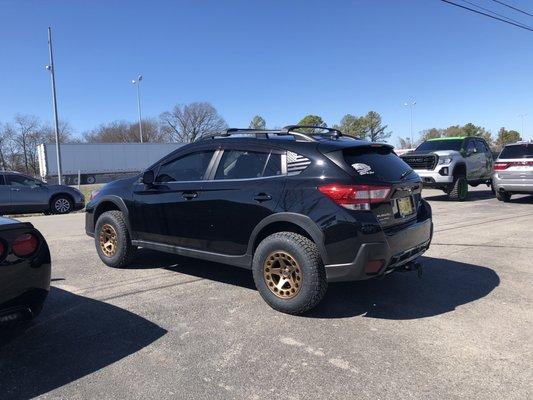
top-left (156, 150), bottom-right (215, 182)
top-left (343, 147), bottom-right (411, 182)
top-left (215, 150), bottom-right (282, 180)
top-left (499, 144), bottom-right (533, 159)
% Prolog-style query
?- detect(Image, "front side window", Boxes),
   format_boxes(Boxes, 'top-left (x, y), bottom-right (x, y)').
top-left (155, 150), bottom-right (215, 183)
top-left (7, 175), bottom-right (41, 187)
top-left (466, 140), bottom-right (476, 154)
top-left (215, 150), bottom-right (282, 180)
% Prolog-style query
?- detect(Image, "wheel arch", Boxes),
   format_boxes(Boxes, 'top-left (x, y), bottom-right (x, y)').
top-left (93, 196), bottom-right (131, 232)
top-left (247, 213), bottom-right (328, 264)
top-left (452, 162), bottom-right (466, 177)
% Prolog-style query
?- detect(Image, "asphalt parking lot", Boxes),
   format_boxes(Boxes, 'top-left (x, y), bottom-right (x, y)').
top-left (1, 187), bottom-right (531, 400)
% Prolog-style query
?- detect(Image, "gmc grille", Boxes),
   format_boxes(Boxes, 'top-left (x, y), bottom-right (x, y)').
top-left (401, 154), bottom-right (438, 170)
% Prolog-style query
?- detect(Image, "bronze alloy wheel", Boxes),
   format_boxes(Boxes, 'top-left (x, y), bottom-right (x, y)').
top-left (263, 251), bottom-right (302, 299)
top-left (99, 223), bottom-right (118, 258)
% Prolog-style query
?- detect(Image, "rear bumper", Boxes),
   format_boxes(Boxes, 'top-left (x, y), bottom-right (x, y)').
top-left (325, 217), bottom-right (433, 282)
top-left (492, 174), bottom-right (533, 193)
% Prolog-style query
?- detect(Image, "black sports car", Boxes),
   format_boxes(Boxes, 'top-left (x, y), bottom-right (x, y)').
top-left (0, 217), bottom-right (51, 327)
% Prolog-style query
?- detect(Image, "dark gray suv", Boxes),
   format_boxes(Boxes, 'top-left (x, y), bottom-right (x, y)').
top-left (0, 171), bottom-right (85, 215)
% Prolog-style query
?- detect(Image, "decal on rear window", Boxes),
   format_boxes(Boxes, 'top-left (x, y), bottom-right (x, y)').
top-left (351, 163), bottom-right (374, 175)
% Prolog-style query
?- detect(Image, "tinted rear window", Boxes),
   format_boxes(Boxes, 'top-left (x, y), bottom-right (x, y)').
top-left (343, 147), bottom-right (412, 182)
top-left (499, 144), bottom-right (533, 159)
top-left (416, 139), bottom-right (464, 152)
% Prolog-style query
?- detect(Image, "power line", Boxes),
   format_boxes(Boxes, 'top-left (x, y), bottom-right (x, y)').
top-left (489, 0), bottom-right (533, 18)
top-left (460, 0), bottom-right (530, 27)
top-left (440, 0), bottom-right (533, 32)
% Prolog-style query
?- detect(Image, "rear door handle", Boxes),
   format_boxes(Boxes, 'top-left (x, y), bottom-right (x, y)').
top-left (254, 193), bottom-right (272, 202)
top-left (182, 191), bottom-right (198, 200)
top-left (10, 188), bottom-right (20, 192)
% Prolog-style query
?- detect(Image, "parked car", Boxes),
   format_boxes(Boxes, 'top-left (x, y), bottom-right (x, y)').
top-left (400, 137), bottom-right (493, 201)
top-left (0, 216), bottom-right (51, 327)
top-left (493, 141), bottom-right (533, 202)
top-left (0, 171), bottom-right (85, 215)
top-left (85, 126), bottom-right (433, 314)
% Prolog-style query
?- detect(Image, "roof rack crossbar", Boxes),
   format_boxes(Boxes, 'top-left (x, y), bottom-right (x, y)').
top-left (197, 128), bottom-right (317, 142)
top-left (283, 125), bottom-right (359, 141)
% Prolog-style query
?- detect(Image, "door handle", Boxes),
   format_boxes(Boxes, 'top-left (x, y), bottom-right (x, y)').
top-left (10, 188), bottom-right (20, 192)
top-left (182, 191), bottom-right (198, 200)
top-left (254, 193), bottom-right (272, 202)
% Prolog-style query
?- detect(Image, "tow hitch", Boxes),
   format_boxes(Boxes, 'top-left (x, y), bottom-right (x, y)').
top-left (401, 261), bottom-right (424, 278)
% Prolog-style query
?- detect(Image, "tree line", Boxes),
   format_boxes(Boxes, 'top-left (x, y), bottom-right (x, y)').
top-left (398, 124), bottom-right (521, 150)
top-left (0, 101), bottom-right (522, 175)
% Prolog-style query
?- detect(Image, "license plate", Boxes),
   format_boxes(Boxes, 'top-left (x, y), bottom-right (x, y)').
top-left (397, 196), bottom-right (414, 217)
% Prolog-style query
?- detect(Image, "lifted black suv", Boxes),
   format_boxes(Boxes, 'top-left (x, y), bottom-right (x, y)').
top-left (86, 126), bottom-right (433, 314)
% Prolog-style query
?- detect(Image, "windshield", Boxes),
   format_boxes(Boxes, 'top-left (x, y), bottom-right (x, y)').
top-left (416, 139), bottom-right (464, 152)
top-left (499, 144), bottom-right (533, 159)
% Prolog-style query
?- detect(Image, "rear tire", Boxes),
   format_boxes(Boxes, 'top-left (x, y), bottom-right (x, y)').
top-left (496, 191), bottom-right (511, 202)
top-left (448, 175), bottom-right (468, 201)
top-left (51, 195), bottom-right (73, 214)
top-left (95, 210), bottom-right (136, 268)
top-left (252, 232), bottom-right (327, 315)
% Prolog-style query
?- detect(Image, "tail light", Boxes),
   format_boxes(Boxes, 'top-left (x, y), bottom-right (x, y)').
top-left (494, 161), bottom-right (533, 171)
top-left (12, 233), bottom-right (39, 257)
top-left (318, 184), bottom-right (391, 210)
top-left (90, 190), bottom-right (101, 201)
top-left (493, 162), bottom-right (509, 171)
top-left (0, 241), bottom-right (5, 259)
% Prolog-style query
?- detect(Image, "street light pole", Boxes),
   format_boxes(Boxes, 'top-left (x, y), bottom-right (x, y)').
top-left (46, 27), bottom-right (63, 185)
top-left (132, 75), bottom-right (144, 143)
top-left (404, 101), bottom-right (416, 147)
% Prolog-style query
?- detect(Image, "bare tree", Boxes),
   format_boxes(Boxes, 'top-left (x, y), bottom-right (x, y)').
top-left (40, 120), bottom-right (76, 144)
top-left (9, 114), bottom-right (41, 173)
top-left (160, 102), bottom-right (227, 143)
top-left (83, 119), bottom-right (168, 143)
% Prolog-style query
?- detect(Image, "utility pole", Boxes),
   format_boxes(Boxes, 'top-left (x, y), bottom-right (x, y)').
top-left (46, 27), bottom-right (63, 184)
top-left (404, 101), bottom-right (416, 147)
top-left (132, 75), bottom-right (144, 143)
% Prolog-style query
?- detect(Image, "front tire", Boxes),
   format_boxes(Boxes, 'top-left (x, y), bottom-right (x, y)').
top-left (51, 195), bottom-right (73, 214)
top-left (252, 232), bottom-right (327, 315)
top-left (95, 210), bottom-right (136, 268)
top-left (448, 175), bottom-right (468, 201)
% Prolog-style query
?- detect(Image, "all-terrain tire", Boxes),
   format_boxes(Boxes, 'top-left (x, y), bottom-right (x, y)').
top-left (95, 210), bottom-right (136, 268)
top-left (252, 232), bottom-right (327, 315)
top-left (448, 174), bottom-right (468, 201)
top-left (496, 191), bottom-right (511, 202)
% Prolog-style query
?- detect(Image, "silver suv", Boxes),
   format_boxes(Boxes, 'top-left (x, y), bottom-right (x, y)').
top-left (0, 171), bottom-right (85, 215)
top-left (493, 141), bottom-right (533, 202)
top-left (400, 137), bottom-right (493, 201)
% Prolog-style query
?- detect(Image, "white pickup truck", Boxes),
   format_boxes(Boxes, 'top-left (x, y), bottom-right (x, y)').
top-left (400, 136), bottom-right (493, 201)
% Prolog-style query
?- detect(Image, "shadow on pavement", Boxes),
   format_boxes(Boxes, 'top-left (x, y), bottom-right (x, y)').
top-left (0, 287), bottom-right (167, 400)
top-left (127, 250), bottom-right (499, 320)
top-left (308, 256), bottom-right (500, 319)
top-left (424, 188), bottom-right (494, 202)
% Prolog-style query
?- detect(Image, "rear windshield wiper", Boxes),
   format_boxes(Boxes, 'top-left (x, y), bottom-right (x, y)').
top-left (400, 169), bottom-right (414, 180)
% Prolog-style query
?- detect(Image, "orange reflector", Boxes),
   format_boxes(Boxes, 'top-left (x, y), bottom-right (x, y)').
top-left (365, 260), bottom-right (385, 274)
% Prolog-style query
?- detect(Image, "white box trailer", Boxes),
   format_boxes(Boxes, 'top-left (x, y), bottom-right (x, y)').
top-left (37, 142), bottom-right (184, 184)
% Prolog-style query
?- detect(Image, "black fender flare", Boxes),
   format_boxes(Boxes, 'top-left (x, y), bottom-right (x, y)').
top-left (452, 162), bottom-right (467, 177)
top-left (93, 195), bottom-right (131, 231)
top-left (246, 212), bottom-right (328, 264)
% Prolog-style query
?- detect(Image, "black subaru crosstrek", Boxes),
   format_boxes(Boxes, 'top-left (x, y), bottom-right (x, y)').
top-left (85, 126), bottom-right (432, 314)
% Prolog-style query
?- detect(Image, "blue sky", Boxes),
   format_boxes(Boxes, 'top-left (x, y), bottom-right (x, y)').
top-left (1, 0), bottom-right (532, 144)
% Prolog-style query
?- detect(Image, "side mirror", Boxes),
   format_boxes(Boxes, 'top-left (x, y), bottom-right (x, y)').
top-left (141, 170), bottom-right (155, 185)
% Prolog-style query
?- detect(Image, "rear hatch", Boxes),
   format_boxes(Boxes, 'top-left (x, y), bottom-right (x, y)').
top-left (494, 143), bottom-right (533, 180)
top-left (321, 144), bottom-right (422, 229)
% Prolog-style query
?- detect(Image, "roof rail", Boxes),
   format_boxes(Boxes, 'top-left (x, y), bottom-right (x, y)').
top-left (196, 125), bottom-right (360, 142)
top-left (197, 128), bottom-right (316, 142)
top-left (283, 125), bottom-right (359, 141)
